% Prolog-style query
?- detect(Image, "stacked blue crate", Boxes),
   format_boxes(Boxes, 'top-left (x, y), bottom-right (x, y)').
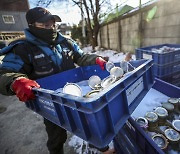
top-left (114, 117), bottom-right (164, 154)
top-left (135, 44), bottom-right (180, 86)
top-left (114, 78), bottom-right (180, 154)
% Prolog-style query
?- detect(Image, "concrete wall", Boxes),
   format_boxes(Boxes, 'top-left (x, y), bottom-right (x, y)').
top-left (108, 22), bottom-right (119, 50)
top-left (120, 13), bottom-right (140, 52)
top-left (99, 25), bottom-right (109, 48)
top-left (98, 0), bottom-right (180, 53)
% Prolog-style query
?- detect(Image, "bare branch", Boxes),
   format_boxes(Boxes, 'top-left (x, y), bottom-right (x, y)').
top-left (31, 0), bottom-right (111, 48)
top-left (89, 0), bottom-right (95, 16)
top-left (71, 0), bottom-right (81, 7)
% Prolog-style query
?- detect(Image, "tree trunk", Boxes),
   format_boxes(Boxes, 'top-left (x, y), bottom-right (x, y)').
top-left (82, 0), bottom-right (100, 50)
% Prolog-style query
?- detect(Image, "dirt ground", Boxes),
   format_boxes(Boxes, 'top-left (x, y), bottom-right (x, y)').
top-left (0, 94), bottom-right (77, 154)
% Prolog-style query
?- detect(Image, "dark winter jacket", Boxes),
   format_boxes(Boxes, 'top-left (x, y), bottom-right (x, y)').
top-left (0, 29), bottom-right (98, 95)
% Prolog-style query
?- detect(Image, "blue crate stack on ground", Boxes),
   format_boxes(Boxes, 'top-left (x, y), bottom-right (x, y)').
top-left (25, 59), bottom-right (154, 148)
top-left (113, 78), bottom-right (180, 154)
top-left (136, 44), bottom-right (180, 87)
top-left (113, 118), bottom-right (164, 154)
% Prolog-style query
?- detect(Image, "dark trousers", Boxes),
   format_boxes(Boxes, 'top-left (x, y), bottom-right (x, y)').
top-left (43, 118), bottom-right (109, 153)
top-left (44, 118), bottom-right (67, 154)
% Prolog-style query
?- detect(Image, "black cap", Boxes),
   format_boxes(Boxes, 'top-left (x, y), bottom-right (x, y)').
top-left (26, 7), bottom-right (61, 25)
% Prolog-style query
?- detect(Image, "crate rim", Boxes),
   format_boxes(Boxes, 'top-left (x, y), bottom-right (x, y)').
top-left (135, 43), bottom-right (180, 51)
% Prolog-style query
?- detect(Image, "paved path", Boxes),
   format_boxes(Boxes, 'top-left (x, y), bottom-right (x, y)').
top-left (0, 94), bottom-right (76, 154)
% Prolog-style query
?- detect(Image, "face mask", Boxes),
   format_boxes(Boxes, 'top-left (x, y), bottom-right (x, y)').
top-left (29, 26), bottom-right (58, 44)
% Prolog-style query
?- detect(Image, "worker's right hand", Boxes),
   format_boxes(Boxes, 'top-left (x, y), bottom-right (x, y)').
top-left (12, 77), bottom-right (40, 102)
top-left (96, 57), bottom-right (107, 70)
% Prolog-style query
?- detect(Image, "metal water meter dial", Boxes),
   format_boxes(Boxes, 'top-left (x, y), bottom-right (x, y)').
top-left (152, 134), bottom-right (168, 150)
top-left (164, 128), bottom-right (180, 144)
top-left (172, 120), bottom-right (180, 132)
top-left (135, 117), bottom-right (148, 130)
top-left (145, 111), bottom-right (159, 131)
top-left (168, 98), bottom-right (179, 111)
top-left (84, 90), bottom-right (100, 98)
top-left (154, 107), bottom-right (168, 126)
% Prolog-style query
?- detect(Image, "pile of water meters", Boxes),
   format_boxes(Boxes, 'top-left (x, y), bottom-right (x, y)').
top-left (62, 61), bottom-right (135, 97)
top-left (151, 46), bottom-right (180, 54)
top-left (135, 98), bottom-right (180, 153)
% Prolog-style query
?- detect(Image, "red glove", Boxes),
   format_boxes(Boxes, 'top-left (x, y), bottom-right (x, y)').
top-left (96, 57), bottom-right (107, 70)
top-left (12, 77), bottom-right (40, 102)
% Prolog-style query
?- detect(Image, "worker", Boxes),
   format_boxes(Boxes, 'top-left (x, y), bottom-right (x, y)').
top-left (0, 7), bottom-right (113, 154)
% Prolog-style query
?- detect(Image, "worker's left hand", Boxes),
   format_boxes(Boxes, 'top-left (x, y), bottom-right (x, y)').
top-left (96, 57), bottom-right (107, 70)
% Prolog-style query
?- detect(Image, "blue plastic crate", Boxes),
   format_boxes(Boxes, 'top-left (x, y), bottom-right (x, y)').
top-left (113, 118), bottom-right (164, 154)
top-left (173, 80), bottom-right (180, 87)
top-left (136, 44), bottom-right (180, 65)
top-left (160, 71), bottom-right (180, 83)
top-left (114, 78), bottom-right (180, 154)
top-left (153, 61), bottom-right (180, 77)
top-left (25, 59), bottom-right (154, 148)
